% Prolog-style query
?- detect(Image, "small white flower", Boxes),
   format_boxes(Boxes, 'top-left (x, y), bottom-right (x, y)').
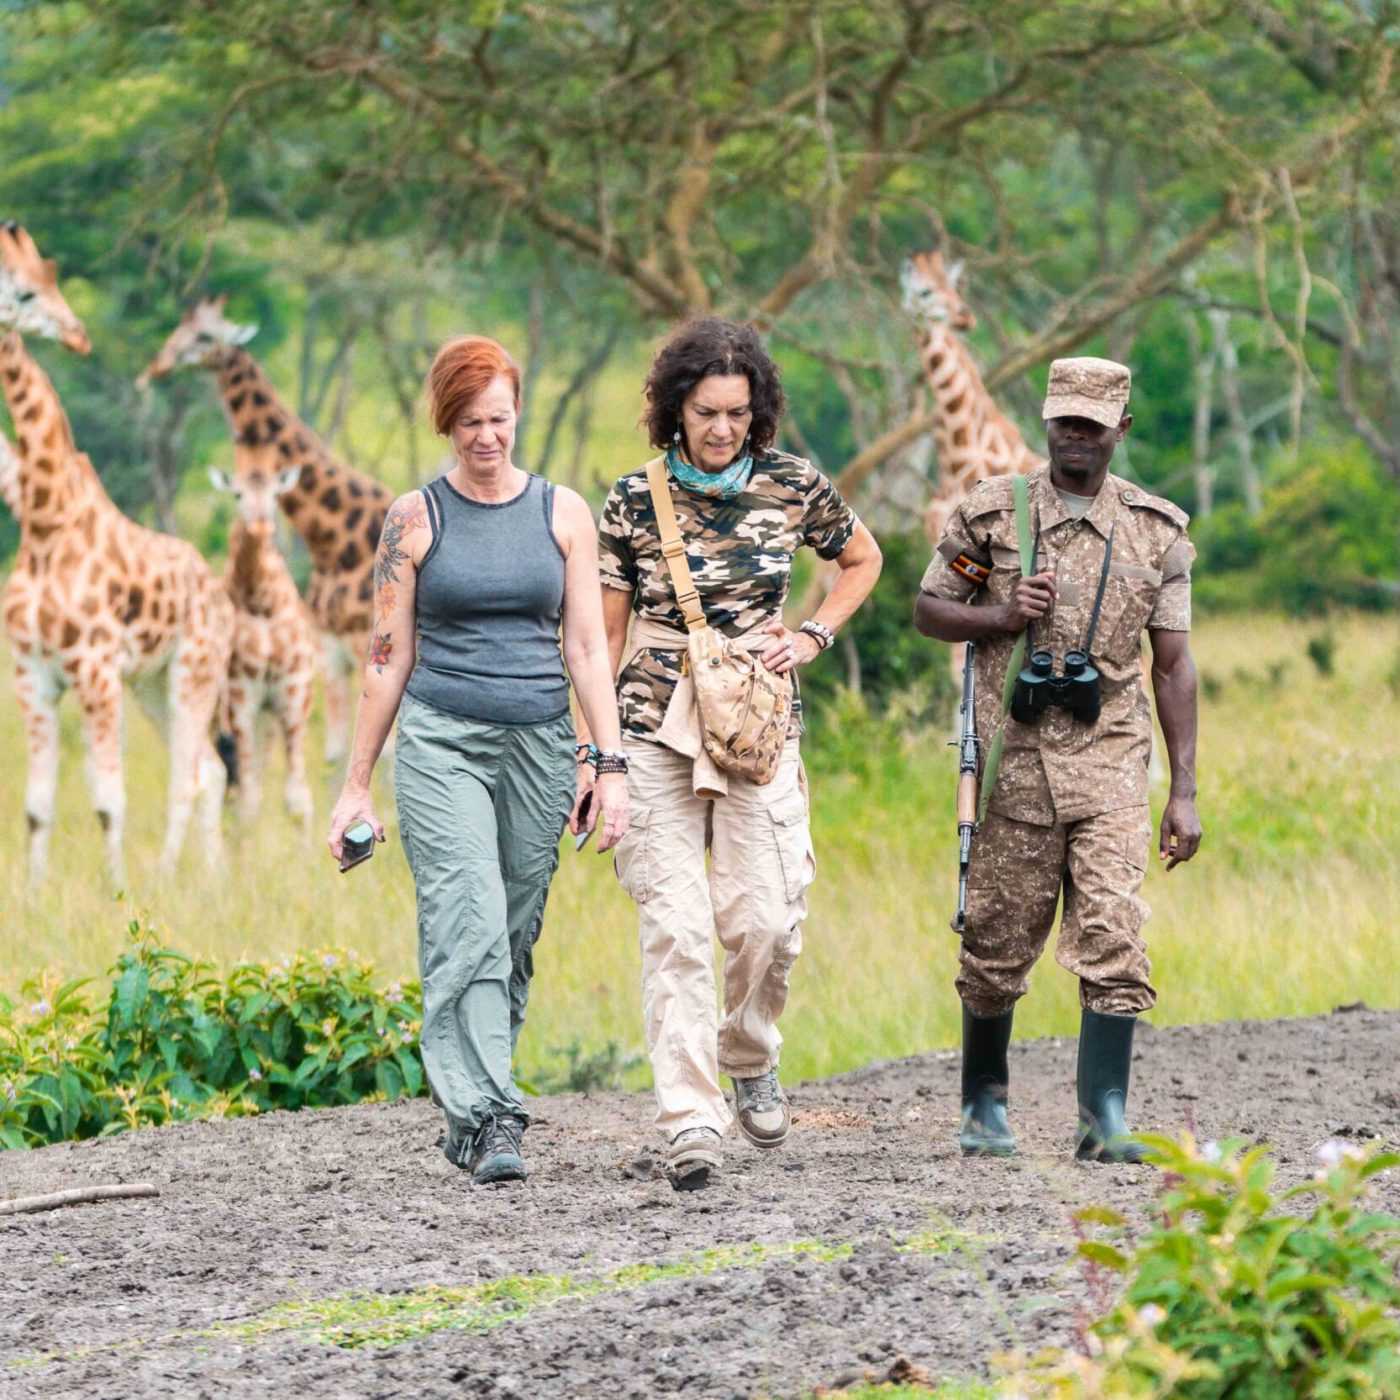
top-left (321, 1019), bottom-right (335, 1038)
top-left (386, 982), bottom-right (404, 1004)
top-left (1317, 1139), bottom-right (1348, 1170)
top-left (1139, 1304), bottom-right (1165, 1328)
top-left (248, 1068), bottom-right (263, 1083)
top-left (322, 954), bottom-right (336, 969)
top-left (1201, 1140), bottom-right (1223, 1164)
top-left (28, 999), bottom-right (50, 1017)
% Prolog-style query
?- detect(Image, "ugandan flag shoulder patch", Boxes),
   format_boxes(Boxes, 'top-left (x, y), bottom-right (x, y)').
top-left (950, 551), bottom-right (991, 586)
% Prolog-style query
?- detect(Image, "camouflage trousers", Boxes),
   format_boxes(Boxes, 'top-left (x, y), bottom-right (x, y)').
top-left (958, 806), bottom-right (1156, 1018)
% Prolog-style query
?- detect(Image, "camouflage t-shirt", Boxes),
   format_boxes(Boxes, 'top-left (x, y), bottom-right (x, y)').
top-left (598, 450), bottom-right (859, 740)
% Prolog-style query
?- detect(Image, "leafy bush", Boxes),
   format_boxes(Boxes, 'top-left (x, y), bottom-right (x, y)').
top-left (1003, 1134), bottom-right (1400, 1398)
top-left (0, 920), bottom-right (424, 1149)
top-left (1193, 439), bottom-right (1399, 616)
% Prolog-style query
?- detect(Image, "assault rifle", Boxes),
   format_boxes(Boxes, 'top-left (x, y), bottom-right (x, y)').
top-left (952, 641), bottom-right (979, 935)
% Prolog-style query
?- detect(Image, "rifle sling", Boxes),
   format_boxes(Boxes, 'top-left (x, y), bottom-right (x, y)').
top-left (977, 473), bottom-right (1033, 824)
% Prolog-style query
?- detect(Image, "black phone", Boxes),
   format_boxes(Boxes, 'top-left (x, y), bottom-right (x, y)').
top-left (339, 820), bottom-right (376, 874)
top-left (575, 791), bottom-right (594, 851)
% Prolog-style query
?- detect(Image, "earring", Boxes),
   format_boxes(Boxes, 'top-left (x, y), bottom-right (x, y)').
top-left (672, 428), bottom-right (681, 444)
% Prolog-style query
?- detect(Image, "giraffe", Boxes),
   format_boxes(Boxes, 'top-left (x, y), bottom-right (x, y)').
top-left (899, 250), bottom-right (1045, 545)
top-left (140, 300), bottom-right (393, 766)
top-left (0, 222), bottom-right (234, 884)
top-left (208, 466), bottom-right (319, 833)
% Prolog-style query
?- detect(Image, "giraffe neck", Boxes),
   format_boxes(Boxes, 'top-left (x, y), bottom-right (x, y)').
top-left (0, 332), bottom-right (91, 533)
top-left (211, 348), bottom-right (390, 571)
top-left (227, 523), bottom-right (283, 617)
top-left (920, 324), bottom-right (1040, 488)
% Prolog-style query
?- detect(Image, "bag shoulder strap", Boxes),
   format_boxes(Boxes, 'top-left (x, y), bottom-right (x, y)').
top-left (644, 456), bottom-right (707, 633)
top-left (978, 472), bottom-right (1034, 823)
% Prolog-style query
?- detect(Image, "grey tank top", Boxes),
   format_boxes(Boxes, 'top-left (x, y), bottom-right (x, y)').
top-left (405, 472), bottom-right (570, 725)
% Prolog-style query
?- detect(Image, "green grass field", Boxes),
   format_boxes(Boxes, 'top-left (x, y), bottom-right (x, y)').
top-left (1, 613), bottom-right (1396, 1088)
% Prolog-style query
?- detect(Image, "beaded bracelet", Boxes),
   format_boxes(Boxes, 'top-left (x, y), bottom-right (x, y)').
top-left (577, 743), bottom-right (599, 767)
top-left (594, 750), bottom-right (630, 776)
top-left (799, 619), bottom-right (835, 652)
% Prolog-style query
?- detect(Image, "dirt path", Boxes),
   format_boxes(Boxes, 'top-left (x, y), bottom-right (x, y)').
top-left (2, 1009), bottom-right (1397, 1400)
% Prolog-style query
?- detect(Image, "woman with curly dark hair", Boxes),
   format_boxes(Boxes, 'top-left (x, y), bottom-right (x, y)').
top-left (574, 316), bottom-right (882, 1188)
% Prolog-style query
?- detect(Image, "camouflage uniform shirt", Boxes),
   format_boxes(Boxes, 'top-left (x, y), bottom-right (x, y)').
top-left (921, 464), bottom-right (1193, 824)
top-left (599, 450), bottom-right (858, 741)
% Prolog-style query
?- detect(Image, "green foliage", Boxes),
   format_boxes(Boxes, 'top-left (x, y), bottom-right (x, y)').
top-left (802, 530), bottom-right (958, 725)
top-left (1193, 440), bottom-right (1400, 616)
top-left (529, 1037), bottom-right (643, 1095)
top-left (1004, 1134), bottom-right (1400, 1398)
top-left (0, 919), bottom-right (425, 1149)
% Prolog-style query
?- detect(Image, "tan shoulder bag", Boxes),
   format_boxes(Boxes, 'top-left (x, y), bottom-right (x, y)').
top-left (644, 457), bottom-right (792, 786)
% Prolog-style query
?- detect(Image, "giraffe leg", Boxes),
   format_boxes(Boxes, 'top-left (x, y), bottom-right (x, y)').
top-left (227, 677), bottom-right (263, 824)
top-left (319, 632), bottom-right (352, 767)
top-left (71, 659), bottom-right (127, 886)
top-left (273, 667), bottom-right (314, 835)
top-left (14, 655), bottom-right (64, 886)
top-left (163, 645), bottom-right (227, 875)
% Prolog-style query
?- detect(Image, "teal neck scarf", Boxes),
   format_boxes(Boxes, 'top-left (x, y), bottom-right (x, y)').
top-left (666, 443), bottom-right (754, 500)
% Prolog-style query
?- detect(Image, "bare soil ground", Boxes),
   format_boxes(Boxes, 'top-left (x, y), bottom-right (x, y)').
top-left (2, 1009), bottom-right (1398, 1400)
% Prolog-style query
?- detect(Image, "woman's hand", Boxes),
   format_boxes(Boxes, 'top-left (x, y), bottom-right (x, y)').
top-left (568, 757), bottom-right (597, 836)
top-left (590, 772), bottom-right (630, 854)
top-left (758, 619), bottom-right (822, 675)
top-left (327, 784), bottom-right (385, 862)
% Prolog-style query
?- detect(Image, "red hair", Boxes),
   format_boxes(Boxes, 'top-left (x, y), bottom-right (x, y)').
top-left (427, 335), bottom-right (521, 435)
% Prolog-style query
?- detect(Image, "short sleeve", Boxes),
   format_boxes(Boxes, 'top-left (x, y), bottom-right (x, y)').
top-left (920, 506), bottom-right (992, 603)
top-left (598, 483), bottom-right (638, 592)
top-left (1148, 535), bottom-right (1194, 631)
top-left (799, 465), bottom-right (858, 560)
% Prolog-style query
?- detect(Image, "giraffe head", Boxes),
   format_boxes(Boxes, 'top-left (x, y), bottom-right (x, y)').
top-left (140, 296), bottom-right (258, 385)
top-left (0, 222), bottom-right (91, 354)
top-left (899, 251), bottom-right (976, 332)
top-left (209, 464), bottom-right (301, 536)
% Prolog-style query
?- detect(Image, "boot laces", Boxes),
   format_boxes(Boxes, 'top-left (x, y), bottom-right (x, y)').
top-left (737, 1069), bottom-right (782, 1113)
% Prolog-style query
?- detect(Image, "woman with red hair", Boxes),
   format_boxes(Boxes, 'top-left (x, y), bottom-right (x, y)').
top-left (328, 334), bottom-right (629, 1185)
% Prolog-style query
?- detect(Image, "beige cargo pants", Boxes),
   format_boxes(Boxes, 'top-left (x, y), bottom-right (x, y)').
top-left (614, 739), bottom-right (816, 1140)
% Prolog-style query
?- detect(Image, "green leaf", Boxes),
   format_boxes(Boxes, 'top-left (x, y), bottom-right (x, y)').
top-left (1077, 1242), bottom-right (1129, 1271)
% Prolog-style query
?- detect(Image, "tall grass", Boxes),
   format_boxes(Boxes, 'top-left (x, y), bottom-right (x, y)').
top-left (1, 614), bottom-right (1396, 1088)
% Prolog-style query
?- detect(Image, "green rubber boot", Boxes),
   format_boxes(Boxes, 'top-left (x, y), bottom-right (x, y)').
top-left (1075, 1009), bottom-right (1148, 1164)
top-left (959, 1006), bottom-right (1016, 1157)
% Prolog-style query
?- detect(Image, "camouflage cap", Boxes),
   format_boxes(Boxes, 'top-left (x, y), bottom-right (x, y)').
top-left (1042, 356), bottom-right (1131, 429)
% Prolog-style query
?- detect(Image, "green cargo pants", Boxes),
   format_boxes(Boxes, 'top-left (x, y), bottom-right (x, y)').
top-left (394, 695), bottom-right (575, 1160)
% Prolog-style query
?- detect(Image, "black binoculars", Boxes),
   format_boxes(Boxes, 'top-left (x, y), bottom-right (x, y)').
top-left (1010, 649), bottom-right (1102, 724)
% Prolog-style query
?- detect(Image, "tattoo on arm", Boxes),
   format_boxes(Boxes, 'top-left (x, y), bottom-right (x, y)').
top-left (369, 495), bottom-right (426, 674)
top-left (373, 495), bottom-right (427, 613)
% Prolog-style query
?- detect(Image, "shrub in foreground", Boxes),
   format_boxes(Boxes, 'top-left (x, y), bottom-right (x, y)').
top-left (0, 921), bottom-right (424, 1149)
top-left (1002, 1134), bottom-right (1400, 1398)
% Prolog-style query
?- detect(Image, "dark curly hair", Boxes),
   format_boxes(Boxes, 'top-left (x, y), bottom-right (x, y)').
top-left (642, 316), bottom-right (787, 455)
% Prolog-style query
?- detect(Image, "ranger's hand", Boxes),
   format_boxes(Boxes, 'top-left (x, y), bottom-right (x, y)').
top-left (1159, 793), bottom-right (1202, 871)
top-left (999, 572), bottom-right (1057, 633)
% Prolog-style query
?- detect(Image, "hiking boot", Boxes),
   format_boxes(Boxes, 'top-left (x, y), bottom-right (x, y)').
top-left (1075, 1009), bottom-right (1148, 1165)
top-left (959, 1005), bottom-right (1016, 1157)
top-left (665, 1126), bottom-right (722, 1190)
top-left (465, 1113), bottom-right (528, 1184)
top-left (732, 1069), bottom-right (791, 1148)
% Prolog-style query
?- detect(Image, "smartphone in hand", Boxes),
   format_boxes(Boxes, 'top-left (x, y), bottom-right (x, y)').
top-left (339, 820), bottom-right (377, 874)
top-left (575, 792), bottom-right (594, 851)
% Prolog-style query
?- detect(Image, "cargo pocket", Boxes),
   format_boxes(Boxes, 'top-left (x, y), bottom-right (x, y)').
top-left (612, 806), bottom-right (654, 905)
top-left (767, 790), bottom-right (817, 903)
